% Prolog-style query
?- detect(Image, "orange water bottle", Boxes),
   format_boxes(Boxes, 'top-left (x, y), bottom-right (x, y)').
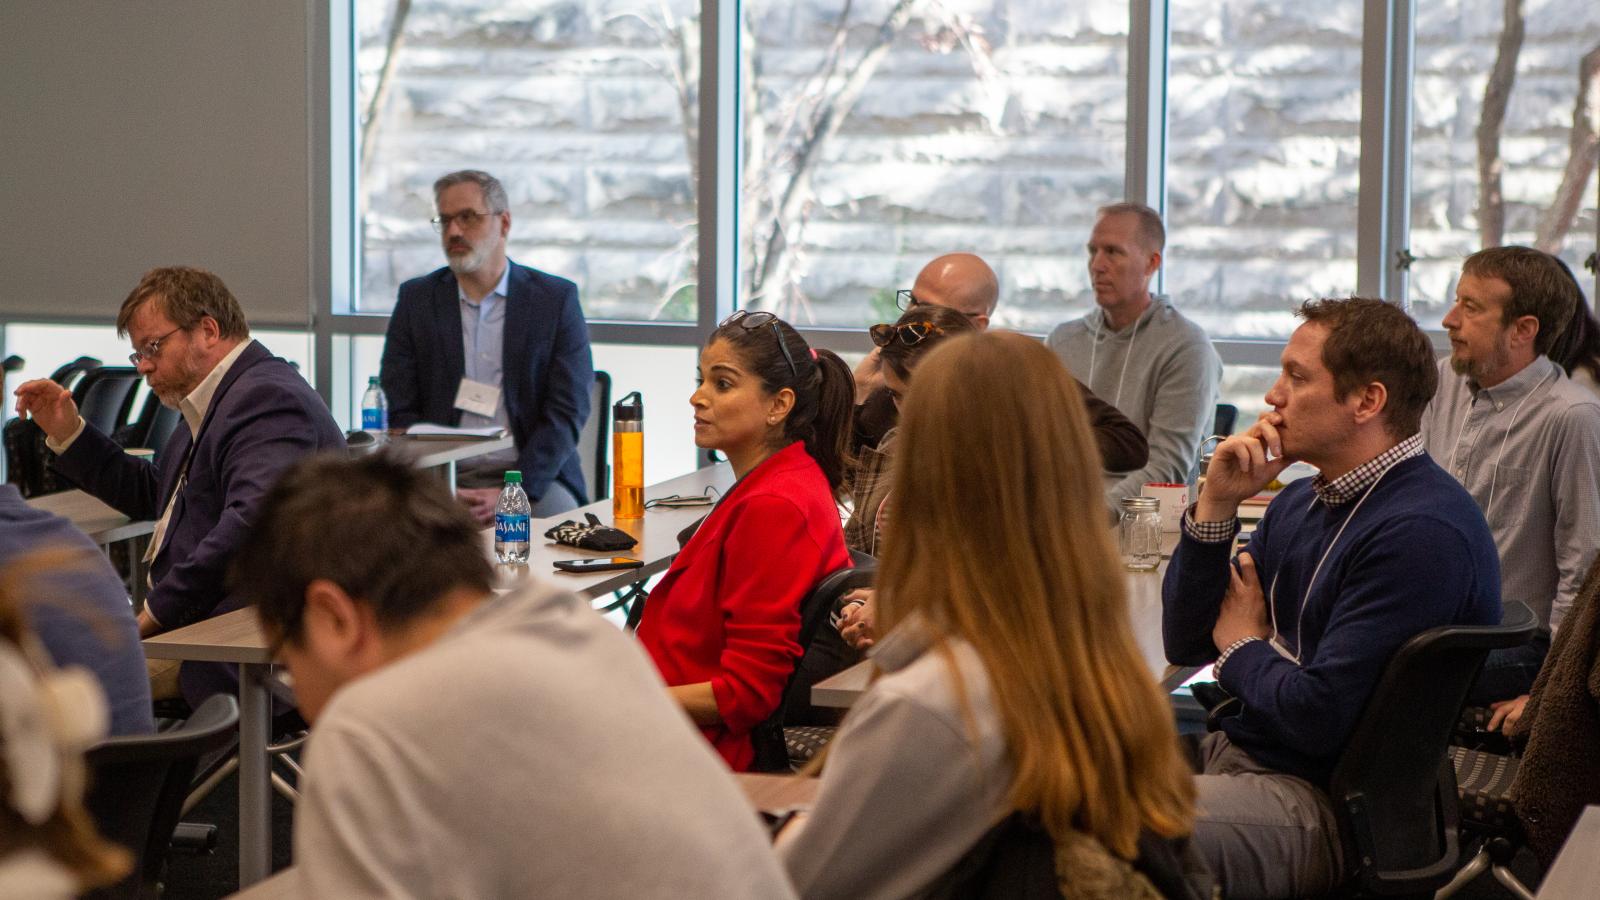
top-left (613, 391), bottom-right (644, 519)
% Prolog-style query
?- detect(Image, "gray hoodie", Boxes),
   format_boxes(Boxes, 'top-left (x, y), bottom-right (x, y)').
top-left (1046, 296), bottom-right (1222, 508)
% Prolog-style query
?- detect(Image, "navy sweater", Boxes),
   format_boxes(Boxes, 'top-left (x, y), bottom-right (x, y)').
top-left (0, 485), bottom-right (153, 736)
top-left (1163, 454), bottom-right (1500, 784)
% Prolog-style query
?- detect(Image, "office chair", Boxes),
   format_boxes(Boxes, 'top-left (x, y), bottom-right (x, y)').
top-left (1326, 601), bottom-right (1536, 896)
top-left (82, 694), bottom-right (240, 900)
top-left (745, 561), bottom-right (876, 772)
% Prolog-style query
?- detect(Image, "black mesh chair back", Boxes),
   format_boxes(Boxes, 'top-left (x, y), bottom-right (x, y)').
top-left (82, 694), bottom-right (241, 900)
top-left (5, 356), bottom-right (105, 496)
top-left (578, 371), bottom-right (611, 502)
top-left (1212, 403), bottom-right (1238, 437)
top-left (750, 561), bottom-right (876, 771)
top-left (74, 366), bottom-right (143, 437)
top-left (782, 553), bottom-right (877, 727)
top-left (114, 391), bottom-right (182, 456)
top-left (1327, 601), bottom-right (1536, 895)
top-left (49, 355), bottom-right (103, 387)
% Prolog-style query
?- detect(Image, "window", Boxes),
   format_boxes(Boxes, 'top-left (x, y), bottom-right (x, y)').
top-left (737, 2), bottom-right (1128, 334)
top-left (1164, 1), bottom-right (1365, 342)
top-left (354, 0), bottom-right (700, 321)
top-left (1408, 1), bottom-right (1600, 327)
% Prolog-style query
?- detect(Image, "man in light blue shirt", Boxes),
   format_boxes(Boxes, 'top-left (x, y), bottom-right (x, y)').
top-left (381, 170), bottom-right (594, 522)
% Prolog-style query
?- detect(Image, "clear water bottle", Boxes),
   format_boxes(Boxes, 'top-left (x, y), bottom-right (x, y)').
top-left (494, 470), bottom-right (532, 565)
top-left (361, 376), bottom-right (388, 440)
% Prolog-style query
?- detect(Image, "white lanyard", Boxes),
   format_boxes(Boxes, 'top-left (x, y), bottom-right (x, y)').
top-left (1087, 308), bottom-right (1143, 410)
top-left (1264, 462), bottom-right (1394, 664)
top-left (1446, 367), bottom-right (1555, 520)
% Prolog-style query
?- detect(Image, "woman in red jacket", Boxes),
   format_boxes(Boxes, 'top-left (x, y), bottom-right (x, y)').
top-left (638, 310), bottom-right (854, 771)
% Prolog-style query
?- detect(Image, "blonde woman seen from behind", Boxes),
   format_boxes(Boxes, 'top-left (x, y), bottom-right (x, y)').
top-left (775, 332), bottom-right (1198, 900)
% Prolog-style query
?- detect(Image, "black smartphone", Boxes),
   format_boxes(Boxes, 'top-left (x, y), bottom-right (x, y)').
top-left (553, 557), bottom-right (644, 573)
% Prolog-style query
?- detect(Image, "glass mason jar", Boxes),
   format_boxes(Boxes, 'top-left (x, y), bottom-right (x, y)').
top-left (1119, 496), bottom-right (1163, 572)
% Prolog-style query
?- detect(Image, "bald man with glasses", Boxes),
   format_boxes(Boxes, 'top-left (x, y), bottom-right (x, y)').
top-left (851, 252), bottom-right (1148, 474)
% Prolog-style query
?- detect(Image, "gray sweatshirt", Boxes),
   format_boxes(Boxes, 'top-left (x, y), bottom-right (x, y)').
top-left (1046, 297), bottom-right (1222, 508)
top-left (294, 585), bottom-right (796, 899)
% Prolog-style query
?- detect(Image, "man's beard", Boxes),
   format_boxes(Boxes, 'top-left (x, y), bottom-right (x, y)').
top-left (150, 347), bottom-right (206, 409)
top-left (1449, 333), bottom-right (1513, 383)
top-left (445, 237), bottom-right (492, 276)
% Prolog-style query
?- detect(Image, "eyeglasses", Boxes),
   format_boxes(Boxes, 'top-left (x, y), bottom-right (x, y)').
top-left (644, 486), bottom-right (721, 509)
top-left (870, 321), bottom-right (945, 349)
top-left (430, 209), bottom-right (495, 232)
top-left (128, 327), bottom-right (184, 365)
top-left (894, 289), bottom-right (924, 311)
top-left (720, 310), bottom-right (799, 380)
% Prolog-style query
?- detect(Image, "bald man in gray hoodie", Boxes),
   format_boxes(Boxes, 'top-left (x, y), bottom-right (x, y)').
top-left (1048, 203), bottom-right (1221, 509)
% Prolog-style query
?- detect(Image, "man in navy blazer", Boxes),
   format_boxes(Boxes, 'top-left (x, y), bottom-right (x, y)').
top-left (381, 170), bottom-right (593, 522)
top-left (15, 266), bottom-right (345, 704)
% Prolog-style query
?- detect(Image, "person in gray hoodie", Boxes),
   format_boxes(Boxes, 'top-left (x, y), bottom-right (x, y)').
top-left (1047, 202), bottom-right (1222, 509)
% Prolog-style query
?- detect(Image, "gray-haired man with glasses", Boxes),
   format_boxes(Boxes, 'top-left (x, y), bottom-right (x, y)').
top-left (13, 265), bottom-right (345, 707)
top-left (380, 169), bottom-right (594, 522)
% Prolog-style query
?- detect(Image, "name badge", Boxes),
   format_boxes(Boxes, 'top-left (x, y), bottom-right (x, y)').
top-left (454, 378), bottom-right (501, 418)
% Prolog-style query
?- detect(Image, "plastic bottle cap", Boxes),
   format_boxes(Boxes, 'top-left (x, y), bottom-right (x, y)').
top-left (613, 390), bottom-right (643, 421)
top-left (504, 471), bottom-right (522, 483)
top-left (368, 376), bottom-right (380, 385)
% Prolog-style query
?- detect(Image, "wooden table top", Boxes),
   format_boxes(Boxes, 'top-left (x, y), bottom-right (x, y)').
top-left (813, 551), bottom-right (1186, 709)
top-left (147, 464), bottom-right (737, 663)
top-left (1537, 805), bottom-right (1600, 898)
top-left (373, 433), bottom-right (516, 469)
top-left (27, 489), bottom-right (156, 544)
top-left (736, 772), bottom-right (820, 811)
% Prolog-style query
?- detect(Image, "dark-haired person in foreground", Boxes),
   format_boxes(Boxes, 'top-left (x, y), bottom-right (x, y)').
top-left (14, 266), bottom-right (344, 705)
top-left (235, 454), bottom-right (794, 899)
top-left (1163, 298), bottom-right (1501, 898)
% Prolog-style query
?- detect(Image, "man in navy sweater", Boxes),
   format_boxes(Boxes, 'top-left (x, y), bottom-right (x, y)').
top-left (1163, 297), bottom-right (1501, 899)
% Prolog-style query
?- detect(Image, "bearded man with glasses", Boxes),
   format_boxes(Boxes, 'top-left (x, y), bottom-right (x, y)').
top-left (12, 266), bottom-right (344, 707)
top-left (380, 169), bottom-right (594, 522)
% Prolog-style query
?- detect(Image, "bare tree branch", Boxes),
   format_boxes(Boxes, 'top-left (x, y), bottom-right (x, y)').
top-left (360, 0), bottom-right (414, 188)
top-left (749, 0), bottom-right (922, 310)
top-left (1535, 43), bottom-right (1600, 253)
top-left (1476, 0), bottom-right (1524, 247)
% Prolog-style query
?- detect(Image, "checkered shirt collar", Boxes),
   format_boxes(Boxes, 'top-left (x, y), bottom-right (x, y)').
top-left (1309, 433), bottom-right (1424, 507)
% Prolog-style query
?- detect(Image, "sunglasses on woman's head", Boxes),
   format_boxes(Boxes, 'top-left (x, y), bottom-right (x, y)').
top-left (720, 310), bottom-right (799, 379)
top-left (869, 321), bottom-right (945, 348)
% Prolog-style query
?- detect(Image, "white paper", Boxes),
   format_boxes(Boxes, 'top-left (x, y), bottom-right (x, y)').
top-left (406, 423), bottom-right (507, 438)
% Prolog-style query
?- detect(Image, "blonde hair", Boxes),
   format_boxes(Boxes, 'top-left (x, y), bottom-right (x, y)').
top-left (875, 332), bottom-right (1195, 859)
top-left (0, 550), bottom-right (131, 889)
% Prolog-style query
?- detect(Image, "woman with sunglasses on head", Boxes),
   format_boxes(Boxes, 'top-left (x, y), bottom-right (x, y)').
top-left (778, 332), bottom-right (1199, 900)
top-left (636, 310), bottom-right (855, 771)
top-left (845, 303), bottom-right (977, 556)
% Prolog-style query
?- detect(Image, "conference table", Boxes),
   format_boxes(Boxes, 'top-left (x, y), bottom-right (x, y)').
top-left (27, 489), bottom-right (157, 601)
top-left (812, 531), bottom-right (1196, 708)
top-left (1537, 805), bottom-right (1600, 898)
top-left (360, 432), bottom-right (516, 495)
top-left (147, 462), bottom-right (736, 889)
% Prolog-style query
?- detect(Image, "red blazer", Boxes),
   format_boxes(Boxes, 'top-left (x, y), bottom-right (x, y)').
top-left (638, 442), bottom-right (850, 770)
